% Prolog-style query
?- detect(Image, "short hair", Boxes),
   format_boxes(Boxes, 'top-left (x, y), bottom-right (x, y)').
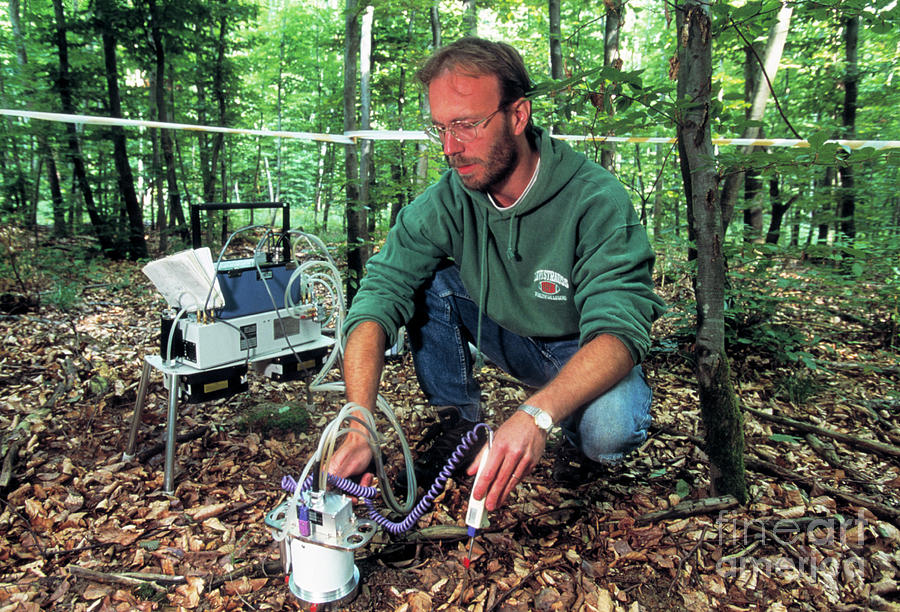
top-left (416, 37), bottom-right (532, 106)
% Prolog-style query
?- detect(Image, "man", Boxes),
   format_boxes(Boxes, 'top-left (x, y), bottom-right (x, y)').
top-left (329, 37), bottom-right (665, 512)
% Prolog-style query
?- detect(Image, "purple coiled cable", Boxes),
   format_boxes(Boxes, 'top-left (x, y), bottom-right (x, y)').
top-left (280, 423), bottom-right (490, 535)
top-left (281, 473), bottom-right (379, 499)
top-left (365, 423), bottom-right (490, 534)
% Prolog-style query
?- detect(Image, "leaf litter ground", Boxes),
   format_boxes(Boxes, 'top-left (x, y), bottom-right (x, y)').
top-left (0, 247), bottom-right (898, 611)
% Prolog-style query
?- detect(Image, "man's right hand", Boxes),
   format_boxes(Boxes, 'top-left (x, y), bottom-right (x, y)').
top-left (327, 431), bottom-right (375, 480)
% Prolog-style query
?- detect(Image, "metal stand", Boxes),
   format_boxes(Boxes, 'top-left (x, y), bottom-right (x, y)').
top-left (123, 337), bottom-right (332, 494)
top-left (122, 355), bottom-right (191, 494)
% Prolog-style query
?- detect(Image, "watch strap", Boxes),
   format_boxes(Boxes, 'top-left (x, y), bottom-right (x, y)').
top-left (517, 404), bottom-right (554, 432)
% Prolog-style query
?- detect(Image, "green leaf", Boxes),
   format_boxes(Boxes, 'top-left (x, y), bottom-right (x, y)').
top-left (675, 479), bottom-right (691, 499)
top-left (139, 540), bottom-right (161, 551)
top-left (769, 433), bottom-right (803, 444)
top-left (806, 130), bottom-right (830, 150)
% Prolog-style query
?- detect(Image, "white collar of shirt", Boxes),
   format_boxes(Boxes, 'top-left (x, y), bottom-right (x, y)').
top-left (488, 156), bottom-right (541, 211)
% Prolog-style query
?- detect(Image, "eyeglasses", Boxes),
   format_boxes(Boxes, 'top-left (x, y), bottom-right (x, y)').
top-left (424, 105), bottom-right (507, 145)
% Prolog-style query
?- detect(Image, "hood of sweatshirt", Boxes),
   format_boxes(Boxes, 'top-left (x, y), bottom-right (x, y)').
top-left (448, 126), bottom-right (585, 262)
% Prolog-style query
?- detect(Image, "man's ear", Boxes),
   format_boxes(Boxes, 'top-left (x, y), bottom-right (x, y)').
top-left (509, 98), bottom-right (532, 136)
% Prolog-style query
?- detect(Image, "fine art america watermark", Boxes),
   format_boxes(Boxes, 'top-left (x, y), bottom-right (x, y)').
top-left (715, 509), bottom-right (868, 583)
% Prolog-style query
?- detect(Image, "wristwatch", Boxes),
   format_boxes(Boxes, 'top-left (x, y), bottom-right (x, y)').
top-left (518, 404), bottom-right (554, 433)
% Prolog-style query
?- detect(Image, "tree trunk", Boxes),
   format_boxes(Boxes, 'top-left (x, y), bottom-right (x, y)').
top-left (765, 177), bottom-right (798, 244)
top-left (652, 145), bottom-right (664, 242)
top-left (741, 46), bottom-right (764, 243)
top-left (40, 140), bottom-right (66, 236)
top-left (463, 0), bottom-right (477, 35)
top-left (415, 3), bottom-right (441, 191)
top-left (344, 0), bottom-right (363, 305)
top-left (817, 166), bottom-right (834, 244)
top-left (719, 2), bottom-right (793, 233)
top-left (149, 71), bottom-right (166, 252)
top-left (838, 15), bottom-right (858, 242)
top-left (163, 67), bottom-right (187, 239)
top-left (676, 0), bottom-right (748, 503)
top-left (9, 0), bottom-right (68, 234)
top-left (97, 0), bottom-right (147, 260)
top-left (549, 0), bottom-right (563, 82)
top-left (600, 0), bottom-right (622, 171)
top-left (50, 0), bottom-right (113, 249)
top-left (360, 5), bottom-right (375, 251)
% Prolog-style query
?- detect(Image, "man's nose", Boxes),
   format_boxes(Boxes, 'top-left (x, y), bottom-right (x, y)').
top-left (442, 132), bottom-right (464, 156)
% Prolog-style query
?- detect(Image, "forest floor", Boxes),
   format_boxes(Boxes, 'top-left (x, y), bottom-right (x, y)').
top-left (0, 229), bottom-right (899, 611)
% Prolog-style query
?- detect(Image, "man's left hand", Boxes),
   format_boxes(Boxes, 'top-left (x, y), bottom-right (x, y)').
top-left (466, 410), bottom-right (547, 511)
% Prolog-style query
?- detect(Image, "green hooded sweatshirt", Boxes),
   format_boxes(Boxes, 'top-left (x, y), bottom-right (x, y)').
top-left (343, 127), bottom-right (666, 365)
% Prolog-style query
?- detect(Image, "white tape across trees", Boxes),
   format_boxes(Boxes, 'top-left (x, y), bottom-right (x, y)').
top-left (3, 109), bottom-right (899, 150)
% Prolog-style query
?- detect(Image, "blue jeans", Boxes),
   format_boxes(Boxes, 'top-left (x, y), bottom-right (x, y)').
top-left (406, 263), bottom-right (652, 464)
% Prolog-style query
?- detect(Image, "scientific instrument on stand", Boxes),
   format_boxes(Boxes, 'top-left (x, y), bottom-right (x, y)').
top-left (141, 203), bottom-right (341, 402)
top-left (265, 402), bottom-right (492, 609)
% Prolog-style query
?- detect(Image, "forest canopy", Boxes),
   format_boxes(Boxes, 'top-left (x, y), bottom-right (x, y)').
top-left (0, 0), bottom-right (897, 259)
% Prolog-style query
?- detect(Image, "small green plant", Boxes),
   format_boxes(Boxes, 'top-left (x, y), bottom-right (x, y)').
top-left (773, 371), bottom-right (822, 404)
top-left (46, 276), bottom-right (80, 310)
top-left (237, 402), bottom-right (310, 435)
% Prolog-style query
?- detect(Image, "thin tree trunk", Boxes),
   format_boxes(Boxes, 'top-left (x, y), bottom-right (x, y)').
top-left (9, 0), bottom-right (67, 234)
top-left (765, 177), bottom-right (798, 244)
top-left (96, 0), bottom-right (146, 260)
top-left (719, 2), bottom-right (793, 233)
top-left (360, 5), bottom-right (375, 251)
top-left (49, 0), bottom-right (108, 247)
top-left (600, 0), bottom-right (622, 171)
top-left (344, 0), bottom-right (363, 305)
top-left (149, 71), bottom-right (166, 252)
top-left (676, 0), bottom-right (748, 503)
top-left (838, 16), bottom-right (858, 241)
top-left (463, 0), bottom-right (477, 35)
top-left (163, 67), bottom-right (187, 238)
top-left (742, 47), bottom-right (764, 243)
top-left (652, 144), bottom-right (664, 242)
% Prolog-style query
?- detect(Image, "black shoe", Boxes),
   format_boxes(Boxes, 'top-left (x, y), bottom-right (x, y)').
top-left (402, 406), bottom-right (487, 491)
top-left (550, 443), bottom-right (612, 487)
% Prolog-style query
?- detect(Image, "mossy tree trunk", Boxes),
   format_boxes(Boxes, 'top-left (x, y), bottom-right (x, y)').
top-left (676, 0), bottom-right (748, 503)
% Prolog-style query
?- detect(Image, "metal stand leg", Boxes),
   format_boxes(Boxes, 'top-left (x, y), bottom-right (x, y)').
top-left (163, 373), bottom-right (180, 494)
top-left (123, 360), bottom-right (152, 461)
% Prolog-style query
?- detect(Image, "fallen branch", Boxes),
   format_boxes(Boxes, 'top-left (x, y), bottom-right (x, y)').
top-left (745, 405), bottom-right (900, 460)
top-left (666, 525), bottom-right (709, 597)
top-left (67, 565), bottom-right (175, 589)
top-left (134, 426), bottom-right (210, 463)
top-left (744, 455), bottom-right (900, 527)
top-left (0, 438), bottom-right (21, 490)
top-left (636, 495), bottom-right (739, 525)
top-left (652, 424), bottom-right (900, 527)
top-left (816, 359), bottom-right (899, 376)
top-left (805, 434), bottom-right (882, 496)
top-left (207, 560), bottom-right (282, 591)
top-left (486, 554), bottom-right (565, 612)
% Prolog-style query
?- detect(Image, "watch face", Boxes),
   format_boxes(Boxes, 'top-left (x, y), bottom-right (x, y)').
top-left (535, 412), bottom-right (553, 430)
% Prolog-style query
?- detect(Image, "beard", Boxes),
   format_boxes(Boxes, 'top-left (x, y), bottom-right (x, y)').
top-left (448, 123), bottom-right (519, 192)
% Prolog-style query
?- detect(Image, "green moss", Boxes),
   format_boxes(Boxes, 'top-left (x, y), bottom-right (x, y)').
top-left (237, 402), bottom-right (311, 435)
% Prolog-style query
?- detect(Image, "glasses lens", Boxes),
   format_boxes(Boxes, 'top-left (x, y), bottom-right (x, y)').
top-left (424, 126), bottom-right (443, 144)
top-left (451, 124), bottom-right (477, 143)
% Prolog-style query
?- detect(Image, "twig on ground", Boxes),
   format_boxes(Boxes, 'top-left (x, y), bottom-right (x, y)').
top-left (134, 426), bottom-right (210, 462)
top-left (805, 433), bottom-right (882, 497)
top-left (652, 424), bottom-right (900, 526)
top-left (666, 525), bottom-right (708, 597)
top-left (207, 560), bottom-right (282, 591)
top-left (636, 495), bottom-right (739, 525)
top-left (745, 405), bottom-right (900, 459)
top-left (744, 455), bottom-right (900, 526)
top-left (486, 554), bottom-right (564, 612)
